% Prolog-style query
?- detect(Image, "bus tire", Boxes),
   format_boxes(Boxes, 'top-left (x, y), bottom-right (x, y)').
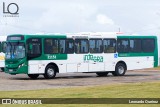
top-left (1, 68), bottom-right (4, 72)
top-left (112, 63), bottom-right (126, 76)
top-left (96, 72), bottom-right (108, 77)
top-left (28, 74), bottom-right (39, 79)
top-left (44, 65), bottom-right (56, 79)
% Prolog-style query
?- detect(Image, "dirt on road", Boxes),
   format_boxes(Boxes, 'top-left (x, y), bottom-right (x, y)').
top-left (0, 70), bottom-right (160, 91)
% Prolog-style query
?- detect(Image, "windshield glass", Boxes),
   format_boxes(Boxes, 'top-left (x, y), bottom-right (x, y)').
top-left (5, 42), bottom-right (25, 59)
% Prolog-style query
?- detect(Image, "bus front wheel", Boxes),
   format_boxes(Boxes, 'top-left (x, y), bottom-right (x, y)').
top-left (28, 74), bottom-right (39, 79)
top-left (1, 68), bottom-right (4, 72)
top-left (112, 63), bottom-right (126, 76)
top-left (44, 65), bottom-right (57, 79)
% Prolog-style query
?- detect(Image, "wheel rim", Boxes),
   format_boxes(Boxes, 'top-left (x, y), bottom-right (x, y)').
top-left (118, 66), bottom-right (124, 74)
top-left (47, 68), bottom-right (54, 77)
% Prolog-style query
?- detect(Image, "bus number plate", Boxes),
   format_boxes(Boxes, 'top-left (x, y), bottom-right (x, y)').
top-left (9, 69), bottom-right (13, 72)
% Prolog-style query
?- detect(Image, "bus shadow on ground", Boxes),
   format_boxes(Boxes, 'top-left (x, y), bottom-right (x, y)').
top-left (9, 73), bottom-right (151, 80)
top-left (9, 75), bottom-right (97, 80)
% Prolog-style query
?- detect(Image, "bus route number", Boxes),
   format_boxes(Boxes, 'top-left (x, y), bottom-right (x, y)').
top-left (47, 55), bottom-right (56, 59)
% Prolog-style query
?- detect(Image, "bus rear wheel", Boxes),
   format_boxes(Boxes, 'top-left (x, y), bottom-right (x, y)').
top-left (112, 63), bottom-right (126, 76)
top-left (96, 72), bottom-right (108, 77)
top-left (44, 65), bottom-right (57, 79)
top-left (28, 74), bottom-right (39, 79)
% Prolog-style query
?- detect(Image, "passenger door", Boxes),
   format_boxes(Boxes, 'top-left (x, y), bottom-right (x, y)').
top-left (88, 39), bottom-right (104, 72)
top-left (27, 38), bottom-right (42, 74)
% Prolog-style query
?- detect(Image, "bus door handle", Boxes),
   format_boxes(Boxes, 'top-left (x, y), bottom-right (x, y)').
top-left (59, 64), bottom-right (63, 65)
top-left (92, 63), bottom-right (96, 64)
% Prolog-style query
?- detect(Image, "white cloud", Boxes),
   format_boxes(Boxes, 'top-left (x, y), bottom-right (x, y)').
top-left (96, 14), bottom-right (114, 25)
top-left (33, 2), bottom-right (98, 33)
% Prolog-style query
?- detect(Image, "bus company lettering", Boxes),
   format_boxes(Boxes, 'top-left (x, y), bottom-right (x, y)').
top-left (84, 54), bottom-right (103, 62)
top-left (47, 55), bottom-right (56, 59)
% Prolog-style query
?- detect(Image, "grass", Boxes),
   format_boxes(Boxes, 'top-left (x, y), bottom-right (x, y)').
top-left (0, 82), bottom-right (160, 98)
top-left (0, 82), bottom-right (160, 107)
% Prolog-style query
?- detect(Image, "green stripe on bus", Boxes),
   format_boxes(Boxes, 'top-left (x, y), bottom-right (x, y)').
top-left (30, 54), bottom-right (68, 60)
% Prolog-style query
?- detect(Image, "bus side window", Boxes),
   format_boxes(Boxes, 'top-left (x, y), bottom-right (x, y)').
top-left (96, 39), bottom-right (103, 53)
top-left (89, 39), bottom-right (103, 53)
top-left (31, 43), bottom-right (41, 54)
top-left (59, 39), bottom-right (66, 54)
top-left (44, 39), bottom-right (58, 54)
top-left (103, 39), bottom-right (116, 53)
top-left (89, 39), bottom-right (96, 53)
top-left (129, 39), bottom-right (141, 53)
top-left (142, 39), bottom-right (155, 53)
top-left (117, 39), bottom-right (129, 53)
top-left (27, 38), bottom-right (42, 59)
top-left (52, 39), bottom-right (59, 53)
top-left (75, 40), bottom-right (80, 53)
top-left (66, 39), bottom-right (74, 54)
top-left (75, 39), bottom-right (88, 54)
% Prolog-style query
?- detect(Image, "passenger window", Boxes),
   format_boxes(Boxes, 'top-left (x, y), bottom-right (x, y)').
top-left (44, 39), bottom-right (58, 54)
top-left (31, 43), bottom-right (41, 54)
top-left (75, 39), bottom-right (88, 53)
top-left (117, 39), bottom-right (129, 53)
top-left (103, 39), bottom-right (116, 53)
top-left (59, 39), bottom-right (66, 54)
top-left (66, 39), bottom-right (74, 54)
top-left (129, 39), bottom-right (141, 52)
top-left (27, 38), bottom-right (42, 59)
top-left (89, 39), bottom-right (103, 53)
top-left (142, 39), bottom-right (155, 53)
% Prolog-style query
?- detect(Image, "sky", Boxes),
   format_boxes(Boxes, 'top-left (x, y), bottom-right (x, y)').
top-left (0, 0), bottom-right (160, 35)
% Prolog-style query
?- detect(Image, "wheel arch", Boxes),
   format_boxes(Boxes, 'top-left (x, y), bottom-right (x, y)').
top-left (45, 63), bottom-right (59, 73)
top-left (116, 61), bottom-right (127, 70)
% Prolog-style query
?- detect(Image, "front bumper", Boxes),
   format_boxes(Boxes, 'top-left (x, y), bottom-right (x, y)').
top-left (5, 65), bottom-right (28, 75)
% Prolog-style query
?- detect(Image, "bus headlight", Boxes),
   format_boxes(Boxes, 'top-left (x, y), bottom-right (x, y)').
top-left (18, 63), bottom-right (25, 68)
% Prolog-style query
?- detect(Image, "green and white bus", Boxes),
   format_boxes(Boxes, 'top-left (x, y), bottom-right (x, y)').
top-left (0, 36), bottom-right (7, 71)
top-left (4, 33), bottom-right (159, 79)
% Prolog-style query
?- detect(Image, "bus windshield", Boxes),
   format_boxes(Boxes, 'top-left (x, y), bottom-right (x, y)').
top-left (5, 42), bottom-right (25, 59)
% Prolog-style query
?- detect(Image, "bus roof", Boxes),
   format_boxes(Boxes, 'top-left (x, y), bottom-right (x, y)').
top-left (8, 32), bottom-right (157, 39)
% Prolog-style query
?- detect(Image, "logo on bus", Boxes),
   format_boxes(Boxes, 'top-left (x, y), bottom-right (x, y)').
top-left (84, 54), bottom-right (103, 62)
